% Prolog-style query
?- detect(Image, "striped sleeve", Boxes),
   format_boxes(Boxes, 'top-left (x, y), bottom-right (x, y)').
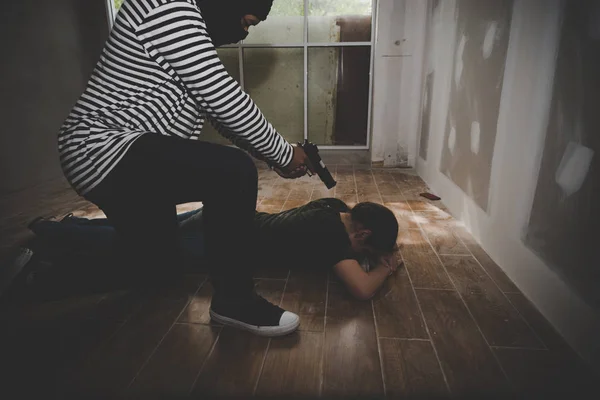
top-left (135, 1), bottom-right (294, 168)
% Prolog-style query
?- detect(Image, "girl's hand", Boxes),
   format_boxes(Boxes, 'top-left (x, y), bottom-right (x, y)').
top-left (380, 252), bottom-right (399, 275)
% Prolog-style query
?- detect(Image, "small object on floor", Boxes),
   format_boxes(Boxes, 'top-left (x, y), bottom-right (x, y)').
top-left (420, 192), bottom-right (441, 201)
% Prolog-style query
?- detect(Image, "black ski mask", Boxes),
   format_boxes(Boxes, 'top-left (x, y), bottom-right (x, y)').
top-left (197, 0), bottom-right (274, 47)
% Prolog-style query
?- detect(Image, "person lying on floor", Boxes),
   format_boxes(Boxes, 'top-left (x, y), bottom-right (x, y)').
top-left (29, 198), bottom-right (401, 300)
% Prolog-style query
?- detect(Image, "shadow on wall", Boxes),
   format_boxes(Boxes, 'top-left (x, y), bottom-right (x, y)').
top-left (524, 0), bottom-right (600, 310)
top-left (439, 0), bottom-right (514, 212)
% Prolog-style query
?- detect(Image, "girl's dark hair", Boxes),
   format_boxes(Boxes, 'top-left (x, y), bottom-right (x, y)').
top-left (350, 202), bottom-right (399, 254)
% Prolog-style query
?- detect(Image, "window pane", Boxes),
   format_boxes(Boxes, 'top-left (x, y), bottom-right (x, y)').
top-left (244, 48), bottom-right (304, 143)
top-left (200, 49), bottom-right (241, 145)
top-left (243, 0), bottom-right (304, 44)
top-left (308, 47), bottom-right (370, 145)
top-left (308, 0), bottom-right (372, 43)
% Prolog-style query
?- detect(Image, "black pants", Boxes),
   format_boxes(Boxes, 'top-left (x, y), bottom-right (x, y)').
top-left (84, 133), bottom-right (258, 300)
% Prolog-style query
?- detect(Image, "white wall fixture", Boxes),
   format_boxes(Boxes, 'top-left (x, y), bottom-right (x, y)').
top-left (555, 142), bottom-right (594, 197)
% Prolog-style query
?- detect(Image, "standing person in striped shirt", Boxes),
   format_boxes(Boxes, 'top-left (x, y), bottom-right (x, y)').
top-left (58, 0), bottom-right (312, 336)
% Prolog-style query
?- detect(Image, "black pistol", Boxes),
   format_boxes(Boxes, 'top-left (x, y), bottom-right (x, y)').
top-left (299, 139), bottom-right (337, 189)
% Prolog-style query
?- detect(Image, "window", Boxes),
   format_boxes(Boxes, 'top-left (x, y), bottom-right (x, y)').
top-left (105, 0), bottom-right (376, 148)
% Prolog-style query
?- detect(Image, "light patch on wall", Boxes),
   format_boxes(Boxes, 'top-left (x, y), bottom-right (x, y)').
top-left (470, 121), bottom-right (481, 154)
top-left (555, 141), bottom-right (594, 197)
top-left (454, 34), bottom-right (467, 87)
top-left (466, 174), bottom-right (474, 197)
top-left (482, 21), bottom-right (498, 59)
top-left (448, 125), bottom-right (457, 155)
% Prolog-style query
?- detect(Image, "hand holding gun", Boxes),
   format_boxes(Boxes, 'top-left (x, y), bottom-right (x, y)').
top-left (269, 140), bottom-right (337, 189)
top-left (298, 140), bottom-right (337, 189)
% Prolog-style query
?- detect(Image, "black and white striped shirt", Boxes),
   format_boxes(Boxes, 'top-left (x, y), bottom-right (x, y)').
top-left (58, 0), bottom-right (293, 195)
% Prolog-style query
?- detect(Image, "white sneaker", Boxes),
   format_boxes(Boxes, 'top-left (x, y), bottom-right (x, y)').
top-left (210, 293), bottom-right (300, 337)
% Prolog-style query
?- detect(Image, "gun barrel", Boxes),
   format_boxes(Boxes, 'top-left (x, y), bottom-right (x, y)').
top-left (301, 141), bottom-right (337, 189)
top-left (319, 167), bottom-right (337, 189)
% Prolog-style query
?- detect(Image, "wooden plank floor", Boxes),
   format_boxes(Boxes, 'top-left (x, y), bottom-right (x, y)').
top-left (0, 165), bottom-right (598, 398)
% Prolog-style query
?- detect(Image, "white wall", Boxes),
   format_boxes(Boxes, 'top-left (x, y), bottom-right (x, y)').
top-left (416, 0), bottom-right (600, 369)
top-left (370, 0), bottom-right (428, 166)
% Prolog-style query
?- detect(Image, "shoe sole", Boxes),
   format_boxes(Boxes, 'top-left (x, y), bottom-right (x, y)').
top-left (209, 309), bottom-right (299, 337)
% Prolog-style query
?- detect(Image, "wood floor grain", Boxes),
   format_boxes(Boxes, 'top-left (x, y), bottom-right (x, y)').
top-left (66, 296), bottom-right (188, 396)
top-left (287, 188), bottom-right (312, 201)
top-left (335, 193), bottom-right (359, 208)
top-left (126, 323), bottom-right (220, 397)
top-left (0, 293), bottom-right (106, 327)
top-left (256, 198), bottom-right (286, 213)
top-left (255, 331), bottom-right (323, 397)
top-left (421, 223), bottom-right (470, 255)
top-left (282, 199), bottom-right (308, 211)
top-left (377, 182), bottom-right (401, 196)
top-left (505, 293), bottom-right (568, 350)
top-left (310, 187), bottom-right (336, 200)
top-left (372, 267), bottom-right (427, 339)
top-left (416, 289), bottom-right (511, 395)
top-left (384, 201), bottom-right (421, 229)
top-left (442, 256), bottom-right (543, 349)
top-left (381, 193), bottom-right (406, 203)
top-left (190, 328), bottom-right (270, 397)
top-left (354, 174), bottom-right (375, 185)
top-left (413, 209), bottom-right (460, 227)
top-left (398, 229), bottom-right (453, 290)
top-left (326, 281), bottom-right (373, 319)
top-left (380, 338), bottom-right (448, 397)
top-left (404, 198), bottom-right (445, 212)
top-left (92, 290), bottom-right (149, 323)
top-left (323, 316), bottom-right (384, 397)
top-left (280, 269), bottom-right (327, 332)
top-left (391, 172), bottom-right (424, 189)
top-left (459, 236), bottom-right (520, 294)
top-left (358, 193), bottom-right (384, 204)
top-left (335, 182), bottom-right (357, 194)
top-left (372, 172), bottom-right (396, 185)
top-left (494, 347), bottom-right (599, 397)
top-left (1, 318), bottom-right (122, 397)
top-left (178, 281), bottom-right (214, 325)
top-left (323, 282), bottom-right (383, 397)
